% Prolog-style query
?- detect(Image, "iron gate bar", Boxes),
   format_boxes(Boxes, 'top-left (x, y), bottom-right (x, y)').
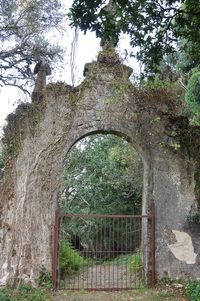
top-left (52, 212), bottom-right (155, 290)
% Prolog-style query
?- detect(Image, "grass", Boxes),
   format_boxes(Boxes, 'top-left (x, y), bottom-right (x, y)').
top-left (101, 252), bottom-right (142, 271)
top-left (51, 286), bottom-right (187, 301)
top-left (0, 282), bottom-right (187, 301)
top-left (186, 280), bottom-right (200, 301)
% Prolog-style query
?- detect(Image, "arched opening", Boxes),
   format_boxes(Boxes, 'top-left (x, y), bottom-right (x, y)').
top-left (53, 132), bottom-right (153, 290)
top-left (60, 133), bottom-right (143, 216)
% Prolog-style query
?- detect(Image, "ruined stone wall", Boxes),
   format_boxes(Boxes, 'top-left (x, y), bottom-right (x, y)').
top-left (0, 50), bottom-right (200, 285)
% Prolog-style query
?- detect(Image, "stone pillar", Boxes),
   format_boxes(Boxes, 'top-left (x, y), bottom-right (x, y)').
top-left (32, 58), bottom-right (51, 101)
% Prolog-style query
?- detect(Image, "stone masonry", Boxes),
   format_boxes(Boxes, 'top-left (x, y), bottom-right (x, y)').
top-left (0, 48), bottom-right (200, 285)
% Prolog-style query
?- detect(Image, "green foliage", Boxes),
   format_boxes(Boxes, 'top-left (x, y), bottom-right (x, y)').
top-left (106, 252), bottom-right (141, 271)
top-left (0, 289), bottom-right (12, 301)
top-left (144, 78), bottom-right (173, 90)
top-left (128, 251), bottom-right (142, 272)
top-left (69, 0), bottom-right (200, 74)
top-left (61, 134), bottom-right (143, 215)
top-left (187, 210), bottom-right (200, 225)
top-left (102, 252), bottom-right (141, 271)
top-left (186, 280), bottom-right (200, 301)
top-left (36, 266), bottom-right (52, 288)
top-left (0, 147), bottom-right (5, 169)
top-left (59, 240), bottom-right (85, 276)
top-left (107, 254), bottom-right (130, 266)
top-left (0, 285), bottom-right (50, 301)
top-left (195, 170), bottom-right (200, 204)
top-left (171, 143), bottom-right (181, 151)
top-left (174, 41), bottom-right (200, 75)
top-left (190, 116), bottom-right (200, 126)
top-left (185, 72), bottom-right (200, 116)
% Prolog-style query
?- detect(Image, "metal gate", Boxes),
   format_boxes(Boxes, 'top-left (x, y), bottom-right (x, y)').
top-left (52, 210), bottom-right (155, 290)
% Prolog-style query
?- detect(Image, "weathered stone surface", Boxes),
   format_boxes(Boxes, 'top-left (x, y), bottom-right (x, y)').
top-left (0, 50), bottom-right (200, 285)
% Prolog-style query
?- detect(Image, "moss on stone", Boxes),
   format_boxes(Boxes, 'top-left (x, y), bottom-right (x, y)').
top-left (2, 95), bottom-right (47, 167)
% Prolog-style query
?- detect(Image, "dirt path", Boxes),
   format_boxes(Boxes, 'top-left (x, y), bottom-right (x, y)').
top-left (54, 263), bottom-right (187, 300)
top-left (58, 263), bottom-right (142, 290)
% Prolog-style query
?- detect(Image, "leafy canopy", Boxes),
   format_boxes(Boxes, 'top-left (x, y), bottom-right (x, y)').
top-left (69, 0), bottom-right (200, 73)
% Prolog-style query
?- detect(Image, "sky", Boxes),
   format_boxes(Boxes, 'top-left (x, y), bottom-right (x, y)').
top-left (0, 0), bottom-right (140, 132)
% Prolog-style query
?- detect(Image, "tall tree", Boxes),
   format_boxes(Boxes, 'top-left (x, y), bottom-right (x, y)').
top-left (69, 0), bottom-right (200, 74)
top-left (0, 0), bottom-right (65, 93)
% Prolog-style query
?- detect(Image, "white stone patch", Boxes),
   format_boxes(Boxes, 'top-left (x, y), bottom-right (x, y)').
top-left (168, 230), bottom-right (197, 264)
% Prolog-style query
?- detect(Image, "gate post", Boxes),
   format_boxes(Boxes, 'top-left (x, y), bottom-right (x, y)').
top-left (52, 210), bottom-right (60, 289)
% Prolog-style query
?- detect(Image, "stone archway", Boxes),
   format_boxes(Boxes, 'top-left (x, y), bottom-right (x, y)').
top-left (0, 48), bottom-right (200, 285)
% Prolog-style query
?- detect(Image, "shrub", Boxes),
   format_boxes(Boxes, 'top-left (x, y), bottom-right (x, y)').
top-left (102, 252), bottom-right (142, 272)
top-left (0, 285), bottom-right (50, 301)
top-left (128, 251), bottom-right (142, 272)
top-left (59, 239), bottom-right (84, 276)
top-left (106, 254), bottom-right (132, 265)
top-left (186, 280), bottom-right (200, 301)
top-left (17, 284), bottom-right (49, 301)
top-left (36, 266), bottom-right (52, 288)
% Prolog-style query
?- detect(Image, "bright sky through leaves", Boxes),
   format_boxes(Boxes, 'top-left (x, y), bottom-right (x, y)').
top-left (0, 0), bottom-right (140, 132)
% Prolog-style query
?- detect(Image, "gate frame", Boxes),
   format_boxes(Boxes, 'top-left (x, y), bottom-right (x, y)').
top-left (52, 205), bottom-right (156, 289)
